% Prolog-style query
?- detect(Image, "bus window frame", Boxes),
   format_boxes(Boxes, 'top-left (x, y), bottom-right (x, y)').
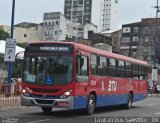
top-left (76, 54), bottom-right (89, 83)
top-left (91, 54), bottom-right (98, 75)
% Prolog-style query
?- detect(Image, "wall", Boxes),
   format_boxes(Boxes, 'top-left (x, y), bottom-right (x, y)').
top-left (1, 25), bottom-right (43, 43)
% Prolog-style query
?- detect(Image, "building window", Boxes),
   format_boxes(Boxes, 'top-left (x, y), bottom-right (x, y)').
top-left (122, 37), bottom-right (130, 43)
top-left (86, 1), bottom-right (90, 4)
top-left (44, 22), bottom-right (47, 25)
top-left (123, 27), bottom-right (131, 33)
top-left (115, 0), bottom-right (118, 4)
top-left (145, 36), bottom-right (149, 42)
top-left (133, 27), bottom-right (139, 33)
top-left (86, 7), bottom-right (90, 10)
top-left (143, 26), bottom-right (150, 34)
top-left (44, 31), bottom-right (47, 35)
top-left (133, 37), bottom-right (138, 42)
top-left (73, 27), bottom-right (76, 30)
top-left (56, 21), bottom-right (59, 25)
top-left (24, 34), bottom-right (27, 38)
top-left (78, 0), bottom-right (83, 6)
top-left (85, 17), bottom-right (89, 20)
top-left (48, 31), bottom-right (51, 35)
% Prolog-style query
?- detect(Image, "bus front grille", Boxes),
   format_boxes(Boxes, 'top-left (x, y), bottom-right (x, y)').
top-left (29, 88), bottom-right (61, 93)
top-left (35, 99), bottom-right (54, 104)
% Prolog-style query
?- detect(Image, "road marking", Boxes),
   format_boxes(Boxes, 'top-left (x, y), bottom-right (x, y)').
top-left (147, 103), bottom-right (155, 106)
top-left (156, 112), bottom-right (160, 115)
top-left (26, 119), bottom-right (51, 123)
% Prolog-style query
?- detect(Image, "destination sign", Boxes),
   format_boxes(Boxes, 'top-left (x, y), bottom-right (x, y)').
top-left (40, 46), bottom-right (69, 51)
top-left (25, 44), bottom-right (73, 53)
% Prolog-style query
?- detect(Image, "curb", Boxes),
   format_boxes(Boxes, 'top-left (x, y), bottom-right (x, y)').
top-left (148, 94), bottom-right (160, 97)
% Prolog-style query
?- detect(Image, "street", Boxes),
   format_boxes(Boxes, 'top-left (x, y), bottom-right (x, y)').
top-left (0, 96), bottom-right (160, 123)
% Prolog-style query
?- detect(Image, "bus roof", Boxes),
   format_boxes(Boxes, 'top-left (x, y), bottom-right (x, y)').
top-left (27, 41), bottom-right (148, 66)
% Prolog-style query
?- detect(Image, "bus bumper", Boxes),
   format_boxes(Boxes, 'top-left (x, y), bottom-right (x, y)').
top-left (21, 94), bottom-right (74, 109)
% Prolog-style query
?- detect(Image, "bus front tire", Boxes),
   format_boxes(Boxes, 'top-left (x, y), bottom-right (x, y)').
top-left (41, 107), bottom-right (52, 113)
top-left (86, 94), bottom-right (96, 115)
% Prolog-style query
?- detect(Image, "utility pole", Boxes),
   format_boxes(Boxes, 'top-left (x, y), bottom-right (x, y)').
top-left (153, 0), bottom-right (160, 68)
top-left (152, 0), bottom-right (160, 93)
top-left (8, 0), bottom-right (15, 84)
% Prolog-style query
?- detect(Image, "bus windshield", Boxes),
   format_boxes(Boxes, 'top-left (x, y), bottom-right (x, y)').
top-left (22, 55), bottom-right (73, 85)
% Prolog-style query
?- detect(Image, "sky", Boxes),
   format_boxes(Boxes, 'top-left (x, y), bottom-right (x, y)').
top-left (0, 0), bottom-right (157, 28)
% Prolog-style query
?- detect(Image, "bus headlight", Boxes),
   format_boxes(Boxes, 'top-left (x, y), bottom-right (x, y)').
top-left (60, 90), bottom-right (72, 99)
top-left (22, 89), bottom-right (30, 97)
top-left (22, 89), bottom-right (26, 93)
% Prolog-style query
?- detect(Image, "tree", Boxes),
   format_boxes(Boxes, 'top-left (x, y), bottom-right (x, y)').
top-left (16, 42), bottom-right (28, 48)
top-left (0, 29), bottom-right (9, 40)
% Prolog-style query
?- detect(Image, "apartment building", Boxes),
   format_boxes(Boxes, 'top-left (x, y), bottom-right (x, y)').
top-left (64, 0), bottom-right (118, 32)
top-left (43, 12), bottom-right (97, 41)
top-left (64, 0), bottom-right (92, 24)
top-left (120, 18), bottom-right (160, 65)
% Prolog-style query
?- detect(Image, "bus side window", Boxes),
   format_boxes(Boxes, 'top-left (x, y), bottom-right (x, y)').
top-left (98, 56), bottom-right (107, 76)
top-left (107, 58), bottom-right (116, 77)
top-left (91, 54), bottom-right (97, 75)
top-left (76, 55), bottom-right (89, 82)
top-left (125, 62), bottom-right (132, 78)
top-left (117, 60), bottom-right (125, 78)
top-left (139, 65), bottom-right (144, 80)
top-left (144, 66), bottom-right (148, 80)
top-left (133, 64), bottom-right (139, 79)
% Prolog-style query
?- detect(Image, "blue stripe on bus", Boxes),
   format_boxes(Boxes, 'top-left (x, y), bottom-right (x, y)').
top-left (74, 96), bottom-right (88, 109)
top-left (133, 94), bottom-right (147, 102)
top-left (96, 94), bottom-right (128, 106)
top-left (73, 94), bottom-right (147, 109)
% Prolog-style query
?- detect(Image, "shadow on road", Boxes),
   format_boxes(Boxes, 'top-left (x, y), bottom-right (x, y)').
top-left (23, 105), bottom-right (142, 117)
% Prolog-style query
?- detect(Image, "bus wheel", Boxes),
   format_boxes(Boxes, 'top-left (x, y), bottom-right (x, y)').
top-left (86, 94), bottom-right (96, 115)
top-left (120, 93), bottom-right (133, 109)
top-left (41, 107), bottom-right (52, 113)
top-left (125, 93), bottom-right (133, 109)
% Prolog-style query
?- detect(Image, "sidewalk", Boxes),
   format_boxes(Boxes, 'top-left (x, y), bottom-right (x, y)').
top-left (148, 93), bottom-right (160, 97)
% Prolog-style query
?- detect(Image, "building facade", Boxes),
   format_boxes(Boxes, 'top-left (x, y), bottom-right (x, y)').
top-left (64, 0), bottom-right (118, 32)
top-left (43, 12), bottom-right (97, 41)
top-left (64, 0), bottom-right (92, 24)
top-left (78, 31), bottom-right (112, 52)
top-left (88, 31), bottom-right (112, 45)
top-left (102, 29), bottom-right (121, 54)
top-left (100, 0), bottom-right (118, 31)
top-left (120, 18), bottom-right (160, 65)
top-left (0, 23), bottom-right (43, 43)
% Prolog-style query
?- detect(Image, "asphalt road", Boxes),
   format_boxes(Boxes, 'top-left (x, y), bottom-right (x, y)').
top-left (0, 96), bottom-right (160, 123)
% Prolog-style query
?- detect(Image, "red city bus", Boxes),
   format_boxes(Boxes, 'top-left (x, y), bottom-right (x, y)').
top-left (21, 42), bottom-right (148, 115)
